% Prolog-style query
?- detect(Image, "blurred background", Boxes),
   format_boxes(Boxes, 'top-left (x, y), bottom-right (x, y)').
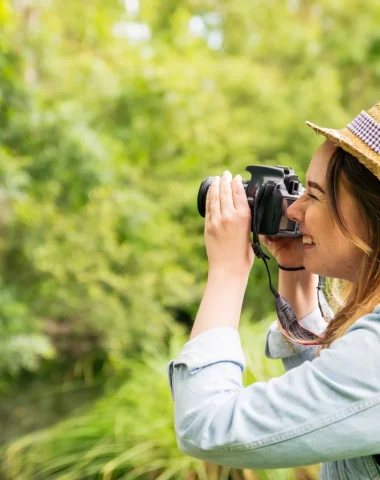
top-left (0, 0), bottom-right (379, 478)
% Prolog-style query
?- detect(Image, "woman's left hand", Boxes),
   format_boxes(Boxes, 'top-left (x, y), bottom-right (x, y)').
top-left (205, 170), bottom-right (254, 276)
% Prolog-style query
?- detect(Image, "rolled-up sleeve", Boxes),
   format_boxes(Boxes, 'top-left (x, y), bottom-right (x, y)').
top-left (168, 327), bottom-right (245, 401)
top-left (265, 307), bottom-right (330, 371)
top-left (168, 309), bottom-right (380, 470)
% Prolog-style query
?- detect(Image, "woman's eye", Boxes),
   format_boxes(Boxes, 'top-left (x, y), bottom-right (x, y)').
top-left (307, 193), bottom-right (318, 201)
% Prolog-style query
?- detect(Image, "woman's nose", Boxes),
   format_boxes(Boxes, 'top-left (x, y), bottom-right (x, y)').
top-left (286, 198), bottom-right (303, 224)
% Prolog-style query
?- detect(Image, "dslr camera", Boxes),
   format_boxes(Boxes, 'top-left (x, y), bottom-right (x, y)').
top-left (197, 165), bottom-right (304, 237)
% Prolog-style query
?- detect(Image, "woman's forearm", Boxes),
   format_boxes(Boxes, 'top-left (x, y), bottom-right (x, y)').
top-left (189, 269), bottom-right (249, 340)
top-left (189, 268), bottom-right (319, 341)
top-left (278, 269), bottom-right (319, 321)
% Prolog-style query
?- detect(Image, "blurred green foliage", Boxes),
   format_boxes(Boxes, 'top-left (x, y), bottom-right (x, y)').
top-left (0, 0), bottom-right (379, 478)
top-left (2, 317), bottom-right (319, 480)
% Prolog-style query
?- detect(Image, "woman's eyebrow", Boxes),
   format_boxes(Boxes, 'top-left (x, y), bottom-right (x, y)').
top-left (307, 181), bottom-right (325, 194)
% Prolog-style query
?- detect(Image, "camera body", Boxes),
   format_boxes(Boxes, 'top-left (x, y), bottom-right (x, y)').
top-left (197, 165), bottom-right (304, 237)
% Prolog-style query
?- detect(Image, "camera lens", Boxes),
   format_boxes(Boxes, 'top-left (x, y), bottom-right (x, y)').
top-left (197, 176), bottom-right (215, 217)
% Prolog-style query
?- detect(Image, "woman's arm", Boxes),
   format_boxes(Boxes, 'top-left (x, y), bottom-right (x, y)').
top-left (169, 308), bottom-right (380, 469)
top-left (189, 270), bottom-right (249, 340)
top-left (264, 269), bottom-right (331, 370)
top-left (189, 171), bottom-right (254, 339)
top-left (278, 268), bottom-right (319, 321)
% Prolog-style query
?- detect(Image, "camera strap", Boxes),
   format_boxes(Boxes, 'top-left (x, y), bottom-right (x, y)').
top-left (250, 183), bottom-right (326, 345)
top-left (251, 183), bottom-right (273, 263)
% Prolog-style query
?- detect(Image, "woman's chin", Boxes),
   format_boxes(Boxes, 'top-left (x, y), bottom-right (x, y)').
top-left (302, 258), bottom-right (326, 277)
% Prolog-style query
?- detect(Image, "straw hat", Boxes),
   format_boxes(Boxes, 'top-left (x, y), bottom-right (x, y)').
top-left (306, 102), bottom-right (380, 181)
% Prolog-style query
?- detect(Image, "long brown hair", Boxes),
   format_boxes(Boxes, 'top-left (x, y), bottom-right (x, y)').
top-left (318, 145), bottom-right (380, 351)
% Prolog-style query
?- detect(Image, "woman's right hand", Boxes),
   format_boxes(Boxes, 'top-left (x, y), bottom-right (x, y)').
top-left (259, 235), bottom-right (305, 269)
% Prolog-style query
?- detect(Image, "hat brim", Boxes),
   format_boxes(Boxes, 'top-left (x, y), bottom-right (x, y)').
top-left (306, 121), bottom-right (380, 180)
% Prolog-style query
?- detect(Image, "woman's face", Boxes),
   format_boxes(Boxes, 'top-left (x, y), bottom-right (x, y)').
top-left (286, 140), bottom-right (368, 282)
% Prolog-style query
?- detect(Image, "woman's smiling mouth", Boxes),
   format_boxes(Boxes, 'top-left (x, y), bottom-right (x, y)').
top-left (303, 235), bottom-right (316, 248)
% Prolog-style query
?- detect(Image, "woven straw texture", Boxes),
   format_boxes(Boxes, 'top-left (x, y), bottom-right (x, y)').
top-left (306, 102), bottom-right (380, 181)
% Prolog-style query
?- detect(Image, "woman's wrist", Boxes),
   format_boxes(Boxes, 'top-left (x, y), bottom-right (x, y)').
top-left (189, 268), bottom-right (249, 340)
top-left (278, 264), bottom-right (305, 271)
top-left (207, 266), bottom-right (251, 281)
top-left (278, 267), bottom-right (318, 286)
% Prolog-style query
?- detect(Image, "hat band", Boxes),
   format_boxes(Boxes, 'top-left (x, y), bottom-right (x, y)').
top-left (346, 110), bottom-right (380, 154)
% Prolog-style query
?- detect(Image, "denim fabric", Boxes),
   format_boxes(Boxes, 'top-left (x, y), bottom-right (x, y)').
top-left (264, 307), bottom-right (329, 361)
top-left (168, 305), bottom-right (380, 479)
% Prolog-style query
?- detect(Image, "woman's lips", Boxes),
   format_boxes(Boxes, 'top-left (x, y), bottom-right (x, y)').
top-left (302, 233), bottom-right (315, 248)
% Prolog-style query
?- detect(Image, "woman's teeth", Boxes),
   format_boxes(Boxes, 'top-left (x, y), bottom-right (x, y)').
top-left (303, 236), bottom-right (315, 245)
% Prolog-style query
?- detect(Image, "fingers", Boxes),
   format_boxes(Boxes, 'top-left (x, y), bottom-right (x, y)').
top-left (219, 171), bottom-right (234, 216)
top-left (260, 235), bottom-right (275, 246)
top-left (258, 234), bottom-right (268, 245)
top-left (231, 174), bottom-right (249, 212)
top-left (207, 176), bottom-right (221, 222)
top-left (207, 171), bottom-right (249, 223)
top-left (206, 179), bottom-right (212, 218)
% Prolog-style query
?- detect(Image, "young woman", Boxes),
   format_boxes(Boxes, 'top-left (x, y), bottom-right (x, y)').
top-left (168, 102), bottom-right (380, 479)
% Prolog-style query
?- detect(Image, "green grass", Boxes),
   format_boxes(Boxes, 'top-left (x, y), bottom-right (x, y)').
top-left (2, 316), bottom-right (319, 480)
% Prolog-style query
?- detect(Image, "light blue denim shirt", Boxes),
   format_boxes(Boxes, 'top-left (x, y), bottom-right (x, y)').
top-left (168, 304), bottom-right (380, 479)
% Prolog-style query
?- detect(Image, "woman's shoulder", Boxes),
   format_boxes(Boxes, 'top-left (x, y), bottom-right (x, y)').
top-left (310, 305), bottom-right (380, 395)
top-left (345, 304), bottom-right (380, 335)
top-left (327, 304), bottom-right (380, 359)
top-left (370, 304), bottom-right (380, 315)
